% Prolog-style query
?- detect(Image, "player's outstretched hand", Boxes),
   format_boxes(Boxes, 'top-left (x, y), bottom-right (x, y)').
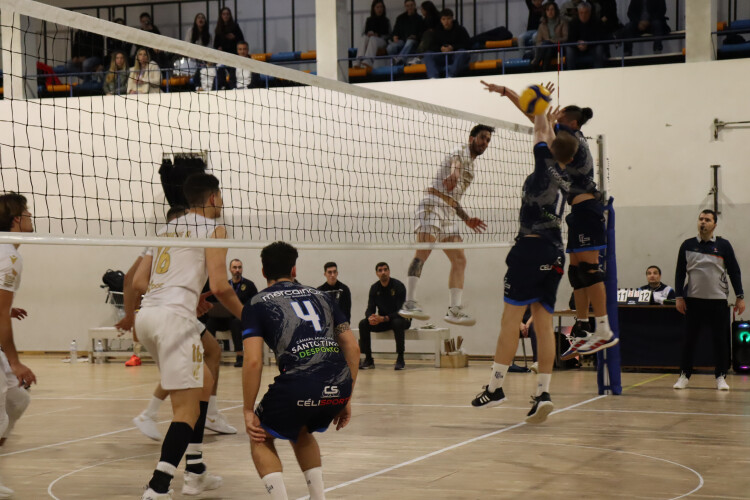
top-left (465, 217), bottom-right (487, 233)
top-left (196, 291), bottom-right (214, 317)
top-left (480, 80), bottom-right (504, 95)
top-left (245, 408), bottom-right (267, 443)
top-left (543, 81), bottom-right (555, 95)
top-left (10, 308), bottom-right (27, 320)
top-left (333, 403), bottom-right (352, 430)
top-left (11, 362), bottom-right (36, 388)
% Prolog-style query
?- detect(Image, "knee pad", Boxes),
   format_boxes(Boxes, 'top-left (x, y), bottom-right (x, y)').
top-left (577, 261), bottom-right (605, 287)
top-left (568, 265), bottom-right (584, 290)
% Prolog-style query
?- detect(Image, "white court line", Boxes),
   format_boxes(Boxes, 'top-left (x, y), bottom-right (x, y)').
top-left (299, 395), bottom-right (607, 499)
top-left (21, 407), bottom-right (80, 418)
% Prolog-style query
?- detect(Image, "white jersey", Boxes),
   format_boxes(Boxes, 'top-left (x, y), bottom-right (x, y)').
top-left (427, 144), bottom-right (476, 205)
top-left (0, 244), bottom-right (22, 294)
top-left (139, 212), bottom-right (218, 319)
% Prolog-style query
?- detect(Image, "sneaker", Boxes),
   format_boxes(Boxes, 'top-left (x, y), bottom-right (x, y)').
top-left (576, 331), bottom-right (619, 356)
top-left (359, 358), bottom-right (375, 370)
top-left (716, 376), bottom-right (730, 391)
top-left (233, 355), bottom-right (243, 368)
top-left (399, 300), bottom-right (430, 320)
top-left (525, 392), bottom-right (554, 424)
top-left (205, 412), bottom-right (237, 434)
top-left (142, 488), bottom-right (173, 499)
top-left (125, 354), bottom-right (142, 366)
top-left (0, 480), bottom-right (13, 499)
top-left (182, 470), bottom-right (222, 496)
top-left (560, 334), bottom-right (591, 361)
top-left (133, 413), bottom-right (162, 441)
top-left (470, 386), bottom-right (506, 408)
top-left (394, 358), bottom-right (405, 370)
top-left (529, 361), bottom-right (539, 374)
top-left (444, 306), bottom-right (476, 326)
top-left (673, 373), bottom-right (689, 389)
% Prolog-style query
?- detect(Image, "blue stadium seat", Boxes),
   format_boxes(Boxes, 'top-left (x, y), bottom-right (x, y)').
top-left (269, 51), bottom-right (300, 62)
top-left (719, 41), bottom-right (750, 53)
top-left (729, 19), bottom-right (750, 30)
top-left (504, 58), bottom-right (532, 68)
top-left (371, 65), bottom-right (403, 77)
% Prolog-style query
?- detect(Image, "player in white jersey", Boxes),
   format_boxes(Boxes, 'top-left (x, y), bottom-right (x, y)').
top-left (133, 174), bottom-right (244, 500)
top-left (0, 193), bottom-right (38, 498)
top-left (399, 125), bottom-right (493, 326)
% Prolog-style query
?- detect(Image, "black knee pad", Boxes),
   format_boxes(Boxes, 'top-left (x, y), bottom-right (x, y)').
top-left (577, 261), bottom-right (605, 287)
top-left (568, 265), bottom-right (584, 290)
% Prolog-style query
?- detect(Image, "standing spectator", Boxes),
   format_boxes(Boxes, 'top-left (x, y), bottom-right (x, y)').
top-left (139, 12), bottom-right (170, 68)
top-left (616, 0), bottom-right (670, 55)
top-left (638, 265), bottom-right (676, 305)
top-left (353, 0), bottom-right (391, 69)
top-left (673, 210), bottom-right (744, 391)
top-left (519, 0), bottom-right (546, 56)
top-left (416, 1), bottom-right (441, 54)
top-left (214, 7), bottom-right (245, 55)
top-left (139, 12), bottom-right (160, 35)
top-left (358, 262), bottom-right (410, 370)
top-left (69, 29), bottom-right (104, 81)
top-left (387, 0), bottom-right (425, 64)
top-left (533, 1), bottom-right (569, 71)
top-left (317, 262), bottom-right (352, 323)
top-left (425, 9), bottom-right (471, 79)
top-left (106, 18), bottom-right (132, 66)
top-left (186, 12), bottom-right (212, 47)
top-left (103, 51), bottom-right (129, 95)
top-left (565, 2), bottom-right (607, 70)
top-left (127, 47), bottom-right (162, 94)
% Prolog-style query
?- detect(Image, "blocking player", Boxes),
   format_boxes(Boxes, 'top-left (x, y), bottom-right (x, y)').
top-left (242, 242), bottom-right (359, 500)
top-left (471, 102), bottom-right (577, 424)
top-left (399, 124), bottom-right (493, 326)
top-left (0, 193), bottom-right (38, 498)
top-left (133, 174), bottom-right (244, 499)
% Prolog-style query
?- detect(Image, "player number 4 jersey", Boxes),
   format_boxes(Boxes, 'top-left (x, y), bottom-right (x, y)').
top-left (0, 244), bottom-right (23, 293)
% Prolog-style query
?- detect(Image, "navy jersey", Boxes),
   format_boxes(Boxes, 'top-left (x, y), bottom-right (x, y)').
top-left (517, 143), bottom-right (570, 251)
top-left (555, 123), bottom-right (598, 203)
top-left (242, 281), bottom-right (350, 380)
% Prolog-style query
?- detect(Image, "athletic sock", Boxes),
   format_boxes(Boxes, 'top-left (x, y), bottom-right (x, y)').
top-left (406, 277), bottom-right (419, 302)
top-left (488, 362), bottom-right (509, 392)
top-left (262, 471), bottom-right (288, 499)
top-left (595, 315), bottom-right (611, 337)
top-left (185, 401), bottom-right (209, 474)
top-left (148, 421), bottom-right (193, 493)
top-left (449, 288), bottom-right (463, 308)
top-left (536, 373), bottom-right (551, 396)
top-left (207, 395), bottom-right (218, 416)
top-left (144, 396), bottom-right (164, 418)
top-left (303, 467), bottom-right (325, 500)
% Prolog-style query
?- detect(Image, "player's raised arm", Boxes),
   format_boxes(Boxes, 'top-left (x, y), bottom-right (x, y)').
top-left (534, 105), bottom-right (558, 146)
top-left (481, 80), bottom-right (555, 124)
top-left (206, 225), bottom-right (243, 319)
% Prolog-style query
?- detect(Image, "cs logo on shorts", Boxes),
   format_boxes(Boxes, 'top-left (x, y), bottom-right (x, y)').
top-left (578, 234), bottom-right (591, 246)
top-left (322, 385), bottom-right (340, 398)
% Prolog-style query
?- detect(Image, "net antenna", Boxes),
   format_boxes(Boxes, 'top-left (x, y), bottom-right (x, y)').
top-left (0, 0), bottom-right (535, 250)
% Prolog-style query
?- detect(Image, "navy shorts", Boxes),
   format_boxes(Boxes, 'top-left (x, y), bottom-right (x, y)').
top-left (565, 198), bottom-right (606, 253)
top-left (256, 373), bottom-right (352, 442)
top-left (504, 237), bottom-right (565, 313)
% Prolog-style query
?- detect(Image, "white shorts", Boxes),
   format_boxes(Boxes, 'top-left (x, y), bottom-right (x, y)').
top-left (415, 197), bottom-right (459, 240)
top-left (0, 352), bottom-right (14, 390)
top-left (135, 308), bottom-right (205, 391)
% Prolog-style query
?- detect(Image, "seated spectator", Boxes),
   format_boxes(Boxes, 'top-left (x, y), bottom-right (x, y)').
top-left (127, 47), bottom-right (162, 94)
top-left (214, 7), bottom-right (245, 55)
top-left (387, 0), bottom-right (425, 64)
top-left (103, 51), bottom-right (129, 95)
top-left (425, 8), bottom-right (471, 79)
top-left (106, 18), bottom-right (132, 66)
top-left (358, 262), bottom-right (410, 370)
top-left (231, 41), bottom-right (253, 89)
top-left (594, 0), bottom-right (622, 38)
top-left (67, 29), bottom-right (104, 81)
top-left (416, 1), bottom-right (441, 54)
top-left (197, 62), bottom-right (218, 91)
top-left (520, 0), bottom-right (545, 56)
top-left (354, 0), bottom-right (391, 69)
top-left (317, 261), bottom-right (352, 322)
top-left (638, 265), bottom-right (676, 304)
top-left (616, 0), bottom-right (670, 55)
top-left (139, 12), bottom-right (170, 68)
top-left (565, 2), bottom-right (607, 70)
top-left (533, 1), bottom-right (568, 71)
top-left (561, 0), bottom-right (600, 24)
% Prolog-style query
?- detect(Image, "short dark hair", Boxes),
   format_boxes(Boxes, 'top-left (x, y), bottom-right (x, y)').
top-left (140, 12), bottom-right (151, 20)
top-left (375, 261), bottom-right (389, 271)
top-left (230, 258), bottom-right (242, 266)
top-left (0, 192), bottom-right (27, 232)
top-left (700, 209), bottom-right (717, 223)
top-left (647, 265), bottom-right (662, 275)
top-left (324, 261), bottom-right (337, 271)
top-left (551, 131), bottom-right (579, 164)
top-left (236, 40), bottom-right (249, 49)
top-left (166, 204), bottom-right (188, 222)
top-left (261, 241), bottom-right (298, 281)
top-left (183, 173), bottom-right (220, 208)
top-left (440, 8), bottom-right (454, 18)
top-left (470, 124), bottom-right (495, 137)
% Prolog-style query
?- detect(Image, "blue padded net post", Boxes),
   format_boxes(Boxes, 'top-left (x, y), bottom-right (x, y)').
top-left (597, 197), bottom-right (622, 395)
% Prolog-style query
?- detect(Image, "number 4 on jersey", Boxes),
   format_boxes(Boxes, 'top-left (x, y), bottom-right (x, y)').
top-left (291, 300), bottom-right (322, 332)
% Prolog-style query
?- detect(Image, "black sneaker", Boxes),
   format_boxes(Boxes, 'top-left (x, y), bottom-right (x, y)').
top-left (470, 386), bottom-right (506, 408)
top-left (233, 355), bottom-right (243, 368)
top-left (394, 357), bottom-right (405, 371)
top-left (359, 358), bottom-right (375, 370)
top-left (525, 392), bottom-right (554, 424)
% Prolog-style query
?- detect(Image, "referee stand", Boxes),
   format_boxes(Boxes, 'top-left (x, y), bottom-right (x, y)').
top-left (597, 197), bottom-right (622, 395)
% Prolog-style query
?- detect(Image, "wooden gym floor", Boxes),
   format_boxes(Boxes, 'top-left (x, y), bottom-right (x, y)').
top-left (2, 356), bottom-right (749, 499)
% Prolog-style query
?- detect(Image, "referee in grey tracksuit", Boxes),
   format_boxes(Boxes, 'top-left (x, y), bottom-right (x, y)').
top-left (674, 209), bottom-right (745, 390)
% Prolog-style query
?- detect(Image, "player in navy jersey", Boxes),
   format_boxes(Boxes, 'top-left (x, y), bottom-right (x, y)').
top-left (241, 242), bottom-right (360, 500)
top-left (470, 97), bottom-right (578, 424)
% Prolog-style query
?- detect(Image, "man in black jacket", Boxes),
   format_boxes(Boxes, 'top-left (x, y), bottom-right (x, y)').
top-left (617, 0), bottom-right (670, 55)
top-left (386, 0), bottom-right (425, 63)
top-left (317, 261), bottom-right (352, 322)
top-left (358, 262), bottom-right (411, 370)
top-left (565, 2), bottom-right (607, 69)
top-left (425, 9), bottom-right (471, 79)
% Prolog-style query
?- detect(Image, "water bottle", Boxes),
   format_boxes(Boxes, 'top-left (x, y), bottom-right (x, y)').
top-left (95, 340), bottom-right (104, 364)
top-left (70, 340), bottom-right (77, 364)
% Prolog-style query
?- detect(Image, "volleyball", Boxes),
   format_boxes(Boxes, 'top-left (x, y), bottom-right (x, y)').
top-left (519, 84), bottom-right (552, 115)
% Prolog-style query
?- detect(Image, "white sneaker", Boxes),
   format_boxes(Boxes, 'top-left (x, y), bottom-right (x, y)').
top-left (205, 412), bottom-right (237, 434)
top-left (529, 361), bottom-right (539, 374)
top-left (134, 413), bottom-right (162, 441)
top-left (444, 306), bottom-right (476, 326)
top-left (0, 479), bottom-right (13, 499)
top-left (142, 487), bottom-right (173, 499)
top-left (399, 300), bottom-right (430, 320)
top-left (576, 330), bottom-right (618, 355)
top-left (716, 376), bottom-right (730, 391)
top-left (673, 374), bottom-right (689, 389)
top-left (182, 470), bottom-right (223, 496)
